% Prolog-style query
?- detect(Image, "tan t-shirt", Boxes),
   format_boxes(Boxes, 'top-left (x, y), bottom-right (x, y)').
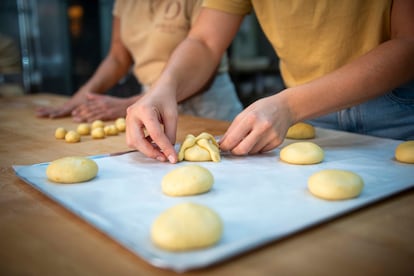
top-left (113, 0), bottom-right (202, 86)
top-left (203, 0), bottom-right (391, 88)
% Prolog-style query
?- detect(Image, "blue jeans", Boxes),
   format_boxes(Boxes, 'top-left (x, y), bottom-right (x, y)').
top-left (178, 73), bottom-right (243, 121)
top-left (307, 80), bottom-right (414, 140)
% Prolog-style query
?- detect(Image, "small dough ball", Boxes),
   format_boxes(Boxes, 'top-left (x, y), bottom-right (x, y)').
top-left (91, 127), bottom-right (105, 139)
top-left (162, 165), bottom-right (214, 196)
top-left (76, 123), bottom-right (91, 135)
top-left (115, 117), bottom-right (126, 132)
top-left (280, 142), bottom-right (324, 165)
top-left (151, 202), bottom-right (222, 251)
top-left (91, 120), bottom-right (105, 129)
top-left (286, 122), bottom-right (315, 139)
top-left (104, 125), bottom-right (118, 136)
top-left (65, 130), bottom-right (81, 143)
top-left (46, 156), bottom-right (98, 183)
top-left (308, 169), bottom-right (364, 200)
top-left (395, 141), bottom-right (414, 164)
top-left (55, 127), bottom-right (67, 139)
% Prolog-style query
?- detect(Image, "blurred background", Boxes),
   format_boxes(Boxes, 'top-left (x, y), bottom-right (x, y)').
top-left (0, 0), bottom-right (284, 107)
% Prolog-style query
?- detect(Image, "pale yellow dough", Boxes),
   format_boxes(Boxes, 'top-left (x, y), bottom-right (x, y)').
top-left (104, 125), bottom-right (118, 136)
top-left (286, 122), bottom-right (315, 139)
top-left (151, 202), bottom-right (222, 251)
top-left (308, 169), bottom-right (364, 200)
top-left (77, 123), bottom-right (91, 135)
top-left (65, 130), bottom-right (81, 143)
top-left (91, 127), bottom-right (105, 139)
top-left (46, 156), bottom-right (98, 183)
top-left (280, 142), bottom-right (324, 165)
top-left (55, 127), bottom-right (67, 139)
top-left (178, 132), bottom-right (220, 162)
top-left (395, 141), bottom-right (414, 164)
top-left (162, 165), bottom-right (214, 196)
top-left (91, 120), bottom-right (105, 129)
top-left (115, 117), bottom-right (126, 132)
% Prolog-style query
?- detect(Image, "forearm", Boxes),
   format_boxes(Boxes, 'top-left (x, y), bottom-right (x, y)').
top-left (283, 38), bottom-right (414, 123)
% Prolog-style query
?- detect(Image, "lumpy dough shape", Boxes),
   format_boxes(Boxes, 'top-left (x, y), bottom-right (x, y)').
top-left (65, 130), bottom-right (81, 143)
top-left (178, 132), bottom-right (220, 162)
top-left (46, 156), bottom-right (98, 183)
top-left (280, 142), bottom-right (324, 164)
top-left (55, 127), bottom-right (67, 139)
top-left (286, 122), bottom-right (315, 139)
top-left (395, 141), bottom-right (414, 164)
top-left (162, 165), bottom-right (214, 196)
top-left (308, 169), bottom-right (364, 200)
top-left (77, 123), bottom-right (91, 135)
top-left (151, 202), bottom-right (223, 251)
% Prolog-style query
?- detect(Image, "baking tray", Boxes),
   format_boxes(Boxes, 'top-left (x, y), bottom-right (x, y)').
top-left (13, 128), bottom-right (414, 272)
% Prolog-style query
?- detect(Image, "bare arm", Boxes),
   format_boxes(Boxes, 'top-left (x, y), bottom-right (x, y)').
top-left (125, 8), bottom-right (244, 162)
top-left (220, 0), bottom-right (414, 155)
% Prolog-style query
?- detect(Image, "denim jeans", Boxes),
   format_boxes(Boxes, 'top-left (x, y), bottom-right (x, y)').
top-left (307, 80), bottom-right (414, 140)
top-left (178, 72), bottom-right (243, 121)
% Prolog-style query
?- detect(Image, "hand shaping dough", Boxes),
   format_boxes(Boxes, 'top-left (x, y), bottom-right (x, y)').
top-left (65, 130), bottom-right (81, 143)
top-left (46, 156), bottom-right (98, 183)
top-left (280, 142), bottom-right (324, 164)
top-left (286, 122), bottom-right (315, 139)
top-left (162, 165), bottom-right (214, 196)
top-left (308, 169), bottom-right (364, 200)
top-left (178, 132), bottom-right (220, 162)
top-left (395, 141), bottom-right (414, 164)
top-left (151, 202), bottom-right (223, 251)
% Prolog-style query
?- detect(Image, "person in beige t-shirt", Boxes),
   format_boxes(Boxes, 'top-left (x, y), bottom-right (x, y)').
top-left (36, 0), bottom-right (242, 122)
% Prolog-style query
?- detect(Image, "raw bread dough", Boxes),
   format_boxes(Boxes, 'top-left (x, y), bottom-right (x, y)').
top-left (104, 125), bottom-right (118, 136)
top-left (55, 127), bottom-right (67, 139)
top-left (395, 141), bottom-right (414, 164)
top-left (162, 165), bottom-right (214, 196)
top-left (65, 130), bottom-right (81, 143)
top-left (46, 156), bottom-right (98, 183)
top-left (91, 120), bottom-right (105, 129)
top-left (77, 123), bottom-right (91, 135)
top-left (286, 122), bottom-right (315, 139)
top-left (115, 117), bottom-right (126, 132)
top-left (308, 169), bottom-right (364, 200)
top-left (178, 132), bottom-right (220, 162)
top-left (151, 202), bottom-right (222, 251)
top-left (280, 142), bottom-right (324, 164)
top-left (91, 127), bottom-right (105, 139)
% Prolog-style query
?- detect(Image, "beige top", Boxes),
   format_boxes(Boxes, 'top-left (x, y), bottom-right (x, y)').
top-left (113, 0), bottom-right (202, 86)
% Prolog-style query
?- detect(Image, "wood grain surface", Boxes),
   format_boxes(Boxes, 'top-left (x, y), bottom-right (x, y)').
top-left (0, 94), bottom-right (413, 276)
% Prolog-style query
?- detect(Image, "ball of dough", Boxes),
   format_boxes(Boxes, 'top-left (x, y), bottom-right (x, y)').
top-left (162, 165), bottom-right (214, 196)
top-left (308, 169), bottom-right (364, 200)
top-left (46, 156), bottom-right (98, 184)
top-left (151, 202), bottom-right (223, 251)
top-left (91, 127), bottom-right (105, 139)
top-left (395, 141), bottom-right (414, 164)
top-left (286, 122), bottom-right (315, 139)
top-left (104, 125), bottom-right (118, 136)
top-left (91, 120), bottom-right (105, 129)
top-left (65, 130), bottom-right (81, 143)
top-left (115, 117), bottom-right (126, 132)
top-left (55, 127), bottom-right (67, 139)
top-left (76, 123), bottom-right (91, 135)
top-left (280, 142), bottom-right (324, 165)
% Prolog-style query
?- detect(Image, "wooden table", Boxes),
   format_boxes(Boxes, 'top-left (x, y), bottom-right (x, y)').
top-left (1, 94), bottom-right (413, 275)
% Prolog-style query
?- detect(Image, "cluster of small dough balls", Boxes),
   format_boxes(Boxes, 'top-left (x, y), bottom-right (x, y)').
top-left (54, 118), bottom-right (126, 143)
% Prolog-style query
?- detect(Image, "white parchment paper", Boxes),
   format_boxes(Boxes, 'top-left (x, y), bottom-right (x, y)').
top-left (13, 129), bottom-right (414, 272)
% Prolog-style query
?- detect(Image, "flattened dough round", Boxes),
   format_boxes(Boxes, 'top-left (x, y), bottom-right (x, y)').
top-left (162, 165), bottom-right (213, 196)
top-left (46, 156), bottom-right (98, 183)
top-left (280, 142), bottom-right (324, 165)
top-left (308, 169), bottom-right (364, 200)
top-left (151, 202), bottom-right (222, 251)
top-left (395, 141), bottom-right (414, 164)
top-left (286, 122), bottom-right (315, 139)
